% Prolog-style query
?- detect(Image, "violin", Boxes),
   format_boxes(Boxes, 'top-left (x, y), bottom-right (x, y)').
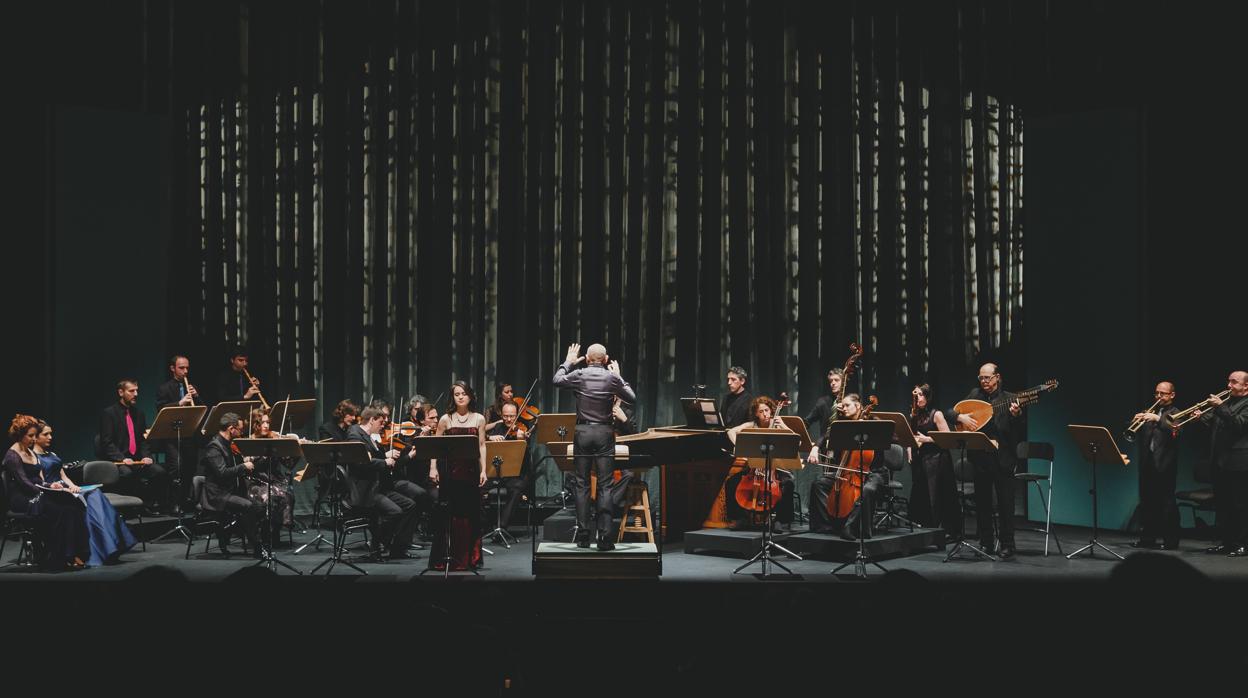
top-left (733, 393), bottom-right (791, 513)
top-left (381, 420), bottom-right (420, 450)
top-left (827, 395), bottom-right (878, 520)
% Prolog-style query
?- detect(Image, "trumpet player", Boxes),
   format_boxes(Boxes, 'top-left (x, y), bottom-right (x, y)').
top-left (1194, 371), bottom-right (1248, 557)
top-left (215, 346), bottom-right (265, 404)
top-left (1129, 381), bottom-right (1180, 550)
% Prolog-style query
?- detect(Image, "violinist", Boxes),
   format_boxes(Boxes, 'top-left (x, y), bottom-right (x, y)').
top-left (486, 401), bottom-right (531, 533)
top-left (154, 354), bottom-right (201, 513)
top-left (724, 396), bottom-right (795, 532)
top-left (806, 393), bottom-right (887, 540)
top-left (318, 399), bottom-right (360, 442)
top-left (247, 408), bottom-right (297, 540)
top-left (407, 395), bottom-right (435, 436)
top-left (346, 407), bottom-right (422, 560)
top-left (484, 383), bottom-right (514, 432)
top-left (197, 412), bottom-right (265, 558)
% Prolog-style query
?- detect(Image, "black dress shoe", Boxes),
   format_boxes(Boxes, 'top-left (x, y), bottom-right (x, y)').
top-left (597, 537), bottom-right (616, 552)
top-left (1204, 544), bottom-right (1231, 554)
top-left (1130, 540), bottom-right (1159, 549)
top-left (998, 546), bottom-right (1015, 560)
top-left (575, 534), bottom-right (591, 549)
top-left (1228, 546), bottom-right (1248, 558)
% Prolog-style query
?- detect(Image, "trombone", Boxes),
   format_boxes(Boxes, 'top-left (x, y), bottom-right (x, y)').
top-left (1123, 398), bottom-right (1162, 443)
top-left (1169, 389), bottom-right (1231, 430)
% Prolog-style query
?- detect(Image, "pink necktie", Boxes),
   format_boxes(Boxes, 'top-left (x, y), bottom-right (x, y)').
top-left (125, 411), bottom-right (137, 456)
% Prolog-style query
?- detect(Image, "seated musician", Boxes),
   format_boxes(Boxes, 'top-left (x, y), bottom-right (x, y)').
top-left (484, 383), bottom-right (515, 432)
top-left (485, 400), bottom-right (531, 532)
top-left (723, 396), bottom-right (795, 532)
top-left (806, 393), bottom-right (888, 540)
top-left (248, 408), bottom-right (297, 541)
top-left (346, 406), bottom-right (422, 559)
top-left (407, 395), bottom-right (435, 436)
top-left (197, 412), bottom-right (266, 558)
top-left (97, 378), bottom-right (172, 515)
top-left (318, 399), bottom-right (360, 442)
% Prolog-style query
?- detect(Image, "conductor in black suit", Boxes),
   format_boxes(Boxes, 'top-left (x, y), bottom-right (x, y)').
top-left (198, 412), bottom-right (265, 558)
top-left (553, 342), bottom-right (637, 551)
top-left (345, 406), bottom-right (422, 559)
top-left (947, 363), bottom-right (1023, 559)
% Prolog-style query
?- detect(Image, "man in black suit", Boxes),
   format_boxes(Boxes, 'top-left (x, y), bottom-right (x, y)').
top-left (197, 412), bottom-right (265, 558)
top-left (154, 354), bottom-right (202, 511)
top-left (215, 346), bottom-right (263, 404)
top-left (1197, 370), bottom-right (1248, 556)
top-left (948, 363), bottom-right (1023, 559)
top-left (98, 378), bottom-right (172, 514)
top-left (345, 406), bottom-right (422, 559)
top-left (1130, 381), bottom-right (1181, 550)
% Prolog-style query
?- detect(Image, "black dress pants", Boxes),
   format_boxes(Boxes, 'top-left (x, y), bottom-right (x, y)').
top-left (572, 424), bottom-right (617, 537)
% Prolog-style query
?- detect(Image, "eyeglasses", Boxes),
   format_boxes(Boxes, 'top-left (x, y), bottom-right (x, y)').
top-left (977, 375), bottom-right (997, 382)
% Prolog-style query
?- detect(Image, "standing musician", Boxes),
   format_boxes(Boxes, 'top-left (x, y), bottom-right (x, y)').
top-left (1130, 381), bottom-right (1181, 550)
top-left (947, 363), bottom-right (1023, 559)
top-left (909, 384), bottom-right (959, 536)
top-left (197, 412), bottom-right (266, 559)
top-left (553, 342), bottom-right (637, 551)
top-left (1195, 371), bottom-right (1248, 556)
top-left (97, 378), bottom-right (172, 515)
top-left (719, 366), bottom-right (754, 429)
top-left (318, 399), bottom-right (360, 442)
top-left (346, 406), bottom-right (422, 560)
top-left (486, 400), bottom-right (532, 532)
top-left (155, 354), bottom-right (200, 513)
top-left (805, 393), bottom-right (888, 539)
top-left (803, 368), bottom-right (846, 447)
top-left (214, 346), bottom-right (264, 404)
top-left (724, 395), bottom-right (796, 532)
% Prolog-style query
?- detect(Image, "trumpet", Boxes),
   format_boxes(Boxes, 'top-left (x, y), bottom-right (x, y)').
top-left (1169, 390), bottom-right (1231, 430)
top-left (1123, 398), bottom-right (1162, 443)
top-left (243, 367), bottom-right (271, 410)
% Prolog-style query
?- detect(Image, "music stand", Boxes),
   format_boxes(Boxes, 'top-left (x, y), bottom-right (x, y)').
top-left (201, 401), bottom-right (262, 436)
top-left (407, 435), bottom-right (485, 578)
top-left (681, 398), bottom-right (725, 429)
top-left (824, 420), bottom-right (896, 578)
top-left (1066, 424), bottom-right (1128, 561)
top-left (146, 405), bottom-right (207, 543)
top-left (233, 437), bottom-right (303, 574)
top-left (869, 413), bottom-right (919, 530)
top-left (533, 414), bottom-right (577, 506)
top-left (301, 441), bottom-right (371, 575)
top-left (292, 459), bottom-right (332, 554)
top-left (731, 429), bottom-right (802, 578)
top-left (930, 431), bottom-right (999, 562)
top-left (484, 440), bottom-right (527, 548)
top-left (269, 399), bottom-right (316, 432)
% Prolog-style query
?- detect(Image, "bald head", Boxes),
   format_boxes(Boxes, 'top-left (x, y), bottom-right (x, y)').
top-left (1230, 371), bottom-right (1248, 397)
top-left (586, 344), bottom-right (608, 365)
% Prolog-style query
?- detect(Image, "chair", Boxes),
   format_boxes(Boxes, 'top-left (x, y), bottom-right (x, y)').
top-left (1014, 442), bottom-right (1062, 556)
top-left (80, 461), bottom-right (146, 551)
top-left (873, 445), bottom-right (914, 532)
top-left (184, 475), bottom-right (244, 559)
top-left (1, 472), bottom-right (41, 567)
top-left (1176, 459), bottom-right (1216, 534)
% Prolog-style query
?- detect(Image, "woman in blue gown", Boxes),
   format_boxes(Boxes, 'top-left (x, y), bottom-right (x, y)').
top-left (33, 421), bottom-right (137, 566)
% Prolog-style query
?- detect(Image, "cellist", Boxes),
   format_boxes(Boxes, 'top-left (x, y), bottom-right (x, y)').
top-left (724, 396), bottom-right (795, 532)
top-left (806, 393), bottom-right (888, 540)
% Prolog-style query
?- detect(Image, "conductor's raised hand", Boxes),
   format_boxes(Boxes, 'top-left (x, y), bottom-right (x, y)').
top-left (565, 343), bottom-right (583, 365)
top-left (607, 360), bottom-right (621, 376)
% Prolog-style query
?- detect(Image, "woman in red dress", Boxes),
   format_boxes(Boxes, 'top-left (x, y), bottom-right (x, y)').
top-left (428, 381), bottom-right (487, 570)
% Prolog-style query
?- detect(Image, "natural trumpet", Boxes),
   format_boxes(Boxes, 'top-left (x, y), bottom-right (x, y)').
top-left (1169, 390), bottom-right (1231, 430)
top-left (1123, 398), bottom-right (1162, 443)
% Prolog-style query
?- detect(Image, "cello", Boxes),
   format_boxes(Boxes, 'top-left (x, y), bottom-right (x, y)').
top-left (733, 393), bottom-right (791, 514)
top-left (827, 394), bottom-right (879, 520)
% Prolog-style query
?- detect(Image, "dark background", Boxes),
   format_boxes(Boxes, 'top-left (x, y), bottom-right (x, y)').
top-left (3, 0), bottom-right (1241, 530)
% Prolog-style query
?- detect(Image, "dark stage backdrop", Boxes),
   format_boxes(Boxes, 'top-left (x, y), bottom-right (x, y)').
top-left (164, 0), bottom-right (1027, 453)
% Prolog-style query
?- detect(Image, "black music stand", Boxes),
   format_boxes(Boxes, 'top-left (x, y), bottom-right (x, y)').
top-left (201, 401), bottom-right (262, 436)
top-left (269, 399), bottom-right (316, 433)
top-left (930, 430), bottom-right (999, 562)
top-left (732, 429), bottom-right (803, 578)
top-left (233, 437), bottom-right (303, 574)
top-left (533, 413), bottom-right (577, 506)
top-left (484, 440), bottom-right (526, 548)
top-left (147, 405), bottom-right (207, 543)
top-left (681, 398), bottom-right (725, 429)
top-left (302, 441), bottom-right (371, 575)
top-left (1066, 424), bottom-right (1128, 561)
top-left (870, 412), bottom-right (919, 530)
top-left (825, 420), bottom-right (896, 578)
top-left (408, 434), bottom-right (485, 578)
